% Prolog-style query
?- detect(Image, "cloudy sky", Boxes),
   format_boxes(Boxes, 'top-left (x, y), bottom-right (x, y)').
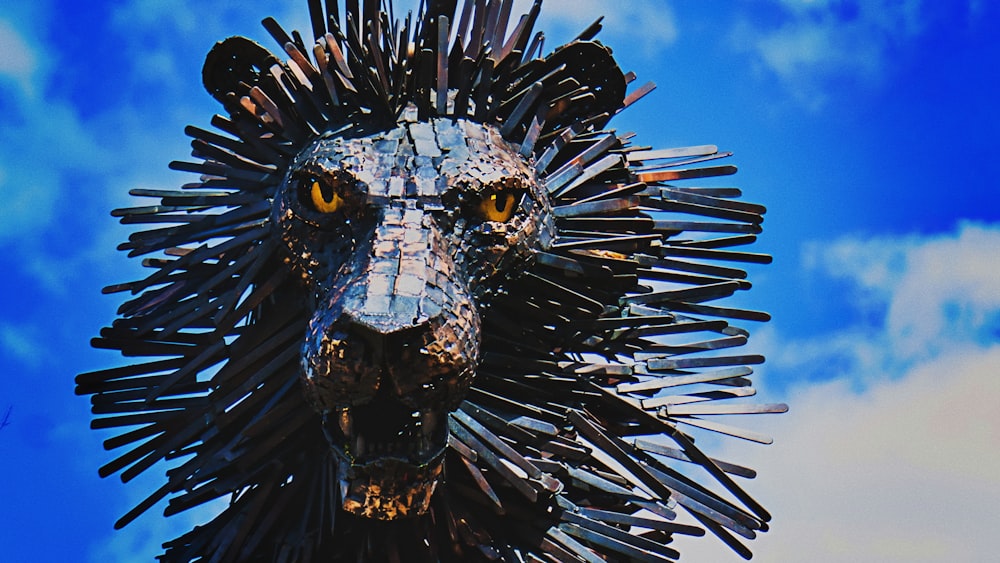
top-left (0, 0), bottom-right (997, 561)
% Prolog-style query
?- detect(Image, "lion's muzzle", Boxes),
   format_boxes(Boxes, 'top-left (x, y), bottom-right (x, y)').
top-left (300, 206), bottom-right (480, 519)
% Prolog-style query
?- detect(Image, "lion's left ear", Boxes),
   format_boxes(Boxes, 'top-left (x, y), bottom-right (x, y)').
top-left (202, 36), bottom-right (281, 106)
top-left (496, 40), bottom-right (627, 146)
top-left (540, 41), bottom-right (627, 123)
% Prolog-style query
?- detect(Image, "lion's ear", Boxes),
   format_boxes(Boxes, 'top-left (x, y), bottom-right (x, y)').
top-left (498, 40), bottom-right (627, 143)
top-left (202, 36), bottom-right (281, 105)
top-left (537, 41), bottom-right (627, 130)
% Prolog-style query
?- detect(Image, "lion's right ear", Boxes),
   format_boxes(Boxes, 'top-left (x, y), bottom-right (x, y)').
top-left (203, 36), bottom-right (281, 106)
top-left (536, 41), bottom-right (627, 133)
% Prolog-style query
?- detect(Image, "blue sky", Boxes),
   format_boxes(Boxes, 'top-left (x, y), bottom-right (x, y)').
top-left (0, 0), bottom-right (997, 561)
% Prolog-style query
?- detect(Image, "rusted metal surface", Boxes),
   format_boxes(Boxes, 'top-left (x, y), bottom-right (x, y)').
top-left (78, 0), bottom-right (785, 560)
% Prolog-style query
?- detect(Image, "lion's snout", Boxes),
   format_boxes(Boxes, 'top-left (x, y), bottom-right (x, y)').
top-left (301, 207), bottom-right (480, 412)
top-left (299, 207), bottom-right (481, 518)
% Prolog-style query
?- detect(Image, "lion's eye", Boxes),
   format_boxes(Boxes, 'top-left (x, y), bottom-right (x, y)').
top-left (477, 192), bottom-right (518, 222)
top-left (304, 176), bottom-right (344, 213)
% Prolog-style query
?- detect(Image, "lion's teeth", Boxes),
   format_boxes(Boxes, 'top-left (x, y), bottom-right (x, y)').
top-left (338, 407), bottom-right (353, 437)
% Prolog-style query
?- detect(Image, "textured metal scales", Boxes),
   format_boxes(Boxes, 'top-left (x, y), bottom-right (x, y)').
top-left (78, 1), bottom-right (787, 561)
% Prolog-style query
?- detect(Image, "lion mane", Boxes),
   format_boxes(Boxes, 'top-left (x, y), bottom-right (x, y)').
top-left (78, 1), bottom-right (786, 561)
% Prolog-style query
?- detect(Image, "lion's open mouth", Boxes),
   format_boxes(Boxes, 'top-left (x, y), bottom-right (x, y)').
top-left (331, 395), bottom-right (447, 464)
top-left (326, 395), bottom-right (449, 519)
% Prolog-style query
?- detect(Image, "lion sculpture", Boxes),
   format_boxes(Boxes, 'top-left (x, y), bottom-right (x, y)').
top-left (78, 1), bottom-right (786, 560)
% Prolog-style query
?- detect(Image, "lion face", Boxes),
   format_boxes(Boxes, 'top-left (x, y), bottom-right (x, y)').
top-left (271, 111), bottom-right (554, 519)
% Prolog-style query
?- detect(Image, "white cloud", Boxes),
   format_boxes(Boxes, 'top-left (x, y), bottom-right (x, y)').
top-left (805, 222), bottom-right (1000, 362)
top-left (0, 0), bottom-right (213, 295)
top-left (0, 18), bottom-right (36, 95)
top-left (0, 97), bottom-right (109, 241)
top-left (730, 1), bottom-right (979, 108)
top-left (675, 345), bottom-right (1000, 562)
top-left (0, 7), bottom-right (116, 247)
top-left (534, 0), bottom-right (678, 57)
top-left (0, 322), bottom-right (45, 369)
top-left (672, 222), bottom-right (1000, 561)
top-left (388, 0), bottom-right (678, 57)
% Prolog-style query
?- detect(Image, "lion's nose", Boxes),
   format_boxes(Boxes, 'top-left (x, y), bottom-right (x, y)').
top-left (333, 319), bottom-right (430, 369)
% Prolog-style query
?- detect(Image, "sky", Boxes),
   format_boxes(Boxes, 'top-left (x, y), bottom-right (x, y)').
top-left (0, 0), bottom-right (997, 561)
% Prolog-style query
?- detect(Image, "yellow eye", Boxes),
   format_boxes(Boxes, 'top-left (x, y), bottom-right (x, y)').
top-left (478, 192), bottom-right (517, 222)
top-left (308, 178), bottom-right (344, 213)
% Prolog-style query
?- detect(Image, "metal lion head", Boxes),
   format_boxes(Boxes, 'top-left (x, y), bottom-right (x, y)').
top-left (79, 1), bottom-right (786, 560)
